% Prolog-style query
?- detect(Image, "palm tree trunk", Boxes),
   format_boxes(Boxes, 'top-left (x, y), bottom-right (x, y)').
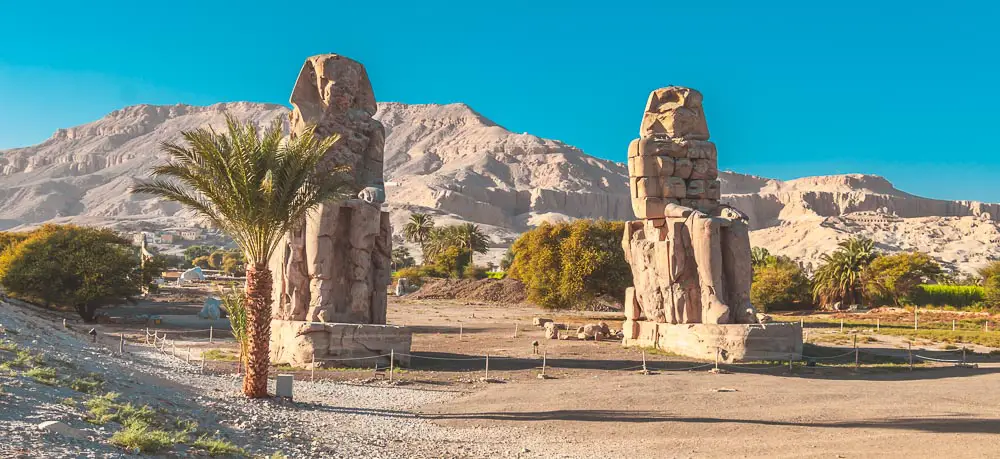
top-left (242, 264), bottom-right (272, 398)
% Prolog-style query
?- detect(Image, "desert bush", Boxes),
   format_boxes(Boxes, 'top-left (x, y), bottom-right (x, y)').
top-left (862, 252), bottom-right (941, 306)
top-left (0, 224), bottom-right (142, 322)
top-left (911, 284), bottom-right (985, 308)
top-left (977, 261), bottom-right (1000, 285)
top-left (430, 246), bottom-right (472, 278)
top-left (751, 257), bottom-right (812, 312)
top-left (191, 256), bottom-right (211, 269)
top-left (0, 232), bottom-right (29, 254)
top-left (985, 275), bottom-right (1000, 307)
top-left (462, 265), bottom-right (490, 280)
top-left (508, 220), bottom-right (631, 309)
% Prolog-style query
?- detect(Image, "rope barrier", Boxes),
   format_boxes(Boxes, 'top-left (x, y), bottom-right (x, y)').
top-left (721, 363), bottom-right (790, 372)
top-left (313, 354), bottom-right (392, 362)
top-left (914, 354), bottom-right (964, 363)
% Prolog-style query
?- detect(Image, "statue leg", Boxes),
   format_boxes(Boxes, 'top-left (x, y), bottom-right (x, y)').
top-left (305, 203), bottom-right (341, 322)
top-left (689, 213), bottom-right (731, 324)
top-left (721, 218), bottom-right (756, 323)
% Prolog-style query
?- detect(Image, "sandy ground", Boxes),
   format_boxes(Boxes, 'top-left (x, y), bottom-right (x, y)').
top-left (79, 293), bottom-right (1000, 457)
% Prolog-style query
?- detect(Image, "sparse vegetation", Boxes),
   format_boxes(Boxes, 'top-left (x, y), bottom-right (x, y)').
top-left (69, 374), bottom-right (104, 394)
top-left (192, 433), bottom-right (245, 456)
top-left (25, 367), bottom-right (57, 385)
top-left (109, 422), bottom-right (179, 453)
top-left (750, 255), bottom-right (812, 311)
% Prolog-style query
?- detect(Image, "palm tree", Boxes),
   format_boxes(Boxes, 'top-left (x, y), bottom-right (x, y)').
top-left (403, 213), bottom-right (435, 262)
top-left (453, 223), bottom-right (490, 265)
top-left (750, 247), bottom-right (772, 267)
top-left (132, 115), bottom-right (352, 398)
top-left (812, 237), bottom-right (879, 306)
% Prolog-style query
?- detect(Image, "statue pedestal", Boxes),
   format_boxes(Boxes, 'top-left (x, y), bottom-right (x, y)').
top-left (270, 320), bottom-right (412, 368)
top-left (622, 321), bottom-right (803, 363)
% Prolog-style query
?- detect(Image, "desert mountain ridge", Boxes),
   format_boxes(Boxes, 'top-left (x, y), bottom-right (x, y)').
top-left (1, 101), bottom-right (998, 274)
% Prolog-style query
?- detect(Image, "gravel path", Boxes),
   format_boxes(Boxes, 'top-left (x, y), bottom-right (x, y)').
top-left (0, 301), bottom-right (549, 458)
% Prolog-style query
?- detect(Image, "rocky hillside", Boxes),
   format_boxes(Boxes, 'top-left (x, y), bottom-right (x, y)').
top-left (2, 102), bottom-right (998, 273)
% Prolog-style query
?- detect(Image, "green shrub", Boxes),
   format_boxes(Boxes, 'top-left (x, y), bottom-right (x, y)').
top-left (69, 374), bottom-right (104, 394)
top-left (508, 220), bottom-right (631, 309)
top-left (220, 288), bottom-right (248, 367)
top-left (110, 422), bottom-right (177, 453)
top-left (192, 434), bottom-right (245, 456)
top-left (486, 271), bottom-right (505, 280)
top-left (862, 252), bottom-right (941, 306)
top-left (751, 258), bottom-right (812, 312)
top-left (462, 265), bottom-right (490, 280)
top-left (911, 284), bottom-right (985, 308)
top-left (25, 367), bottom-right (57, 385)
top-left (431, 246), bottom-right (471, 278)
top-left (0, 224), bottom-right (142, 321)
top-left (985, 275), bottom-right (1000, 307)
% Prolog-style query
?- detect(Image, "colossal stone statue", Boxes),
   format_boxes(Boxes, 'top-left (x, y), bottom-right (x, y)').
top-left (621, 87), bottom-right (801, 362)
top-left (269, 54), bottom-right (391, 325)
top-left (268, 54), bottom-right (409, 369)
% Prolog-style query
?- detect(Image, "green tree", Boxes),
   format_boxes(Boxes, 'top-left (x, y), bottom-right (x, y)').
top-left (750, 247), bottom-right (772, 267)
top-left (403, 213), bottom-right (435, 261)
top-left (751, 257), bottom-right (812, 312)
top-left (0, 231), bottom-right (30, 254)
top-left (451, 223), bottom-right (490, 265)
top-left (984, 275), bottom-right (1000, 307)
top-left (132, 114), bottom-right (352, 398)
top-left (391, 246), bottom-right (415, 270)
top-left (221, 251), bottom-right (245, 276)
top-left (863, 252), bottom-right (941, 306)
top-left (499, 248), bottom-right (515, 271)
top-left (183, 245), bottom-right (215, 264)
top-left (192, 255), bottom-right (211, 269)
top-left (0, 225), bottom-right (142, 322)
top-left (508, 220), bottom-right (631, 309)
top-left (977, 261), bottom-right (1000, 285)
top-left (431, 246), bottom-right (472, 278)
top-left (208, 251), bottom-right (227, 269)
top-left (812, 237), bottom-right (879, 307)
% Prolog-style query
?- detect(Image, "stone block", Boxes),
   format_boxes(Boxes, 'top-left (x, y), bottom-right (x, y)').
top-left (628, 138), bottom-right (640, 158)
top-left (673, 158), bottom-right (693, 179)
top-left (622, 322), bottom-right (803, 363)
top-left (690, 159), bottom-right (718, 180)
top-left (662, 177), bottom-right (687, 198)
top-left (633, 177), bottom-right (662, 198)
top-left (706, 180), bottom-right (721, 200)
top-left (276, 374), bottom-right (294, 399)
top-left (622, 319), bottom-right (640, 340)
top-left (625, 287), bottom-right (641, 320)
top-left (632, 197), bottom-right (666, 219)
top-left (636, 137), bottom-right (687, 158)
top-left (270, 320), bottom-right (412, 368)
top-left (628, 156), bottom-right (659, 177)
top-left (37, 421), bottom-right (87, 440)
top-left (684, 140), bottom-right (717, 161)
top-left (687, 179), bottom-right (707, 199)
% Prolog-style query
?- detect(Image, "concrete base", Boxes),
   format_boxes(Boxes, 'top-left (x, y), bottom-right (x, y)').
top-left (622, 320), bottom-right (802, 363)
top-left (270, 320), bottom-right (411, 368)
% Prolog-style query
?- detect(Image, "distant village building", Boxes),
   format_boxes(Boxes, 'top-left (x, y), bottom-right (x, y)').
top-left (179, 230), bottom-right (202, 241)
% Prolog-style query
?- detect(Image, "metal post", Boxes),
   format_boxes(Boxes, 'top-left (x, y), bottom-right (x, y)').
top-left (187, 348), bottom-right (192, 363)
top-left (311, 354), bottom-right (316, 382)
top-left (209, 326), bottom-right (214, 343)
top-left (643, 350), bottom-right (648, 373)
top-left (854, 335), bottom-right (859, 370)
top-left (145, 328), bottom-right (150, 345)
top-left (459, 324), bottom-right (463, 340)
top-left (877, 318), bottom-right (880, 332)
top-left (389, 349), bottom-right (395, 382)
top-left (62, 318), bottom-right (67, 328)
top-left (542, 351), bottom-right (547, 377)
top-left (908, 342), bottom-right (913, 371)
top-left (914, 306), bottom-right (918, 330)
top-left (953, 320), bottom-right (956, 331)
top-left (119, 334), bottom-right (125, 354)
top-left (840, 318), bottom-right (844, 333)
top-left (788, 353), bottom-right (793, 373)
top-left (800, 317), bottom-right (804, 328)
top-left (962, 347), bottom-right (967, 365)
top-left (485, 354), bottom-right (490, 380)
top-left (514, 324), bottom-right (518, 338)
top-left (714, 347), bottom-right (720, 371)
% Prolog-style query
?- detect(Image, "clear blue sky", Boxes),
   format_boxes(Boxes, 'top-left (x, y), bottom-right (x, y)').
top-left (2, 1), bottom-right (998, 201)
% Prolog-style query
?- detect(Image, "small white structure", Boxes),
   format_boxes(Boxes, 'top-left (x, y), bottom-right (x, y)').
top-left (198, 297), bottom-right (222, 320)
top-left (177, 267), bottom-right (205, 285)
